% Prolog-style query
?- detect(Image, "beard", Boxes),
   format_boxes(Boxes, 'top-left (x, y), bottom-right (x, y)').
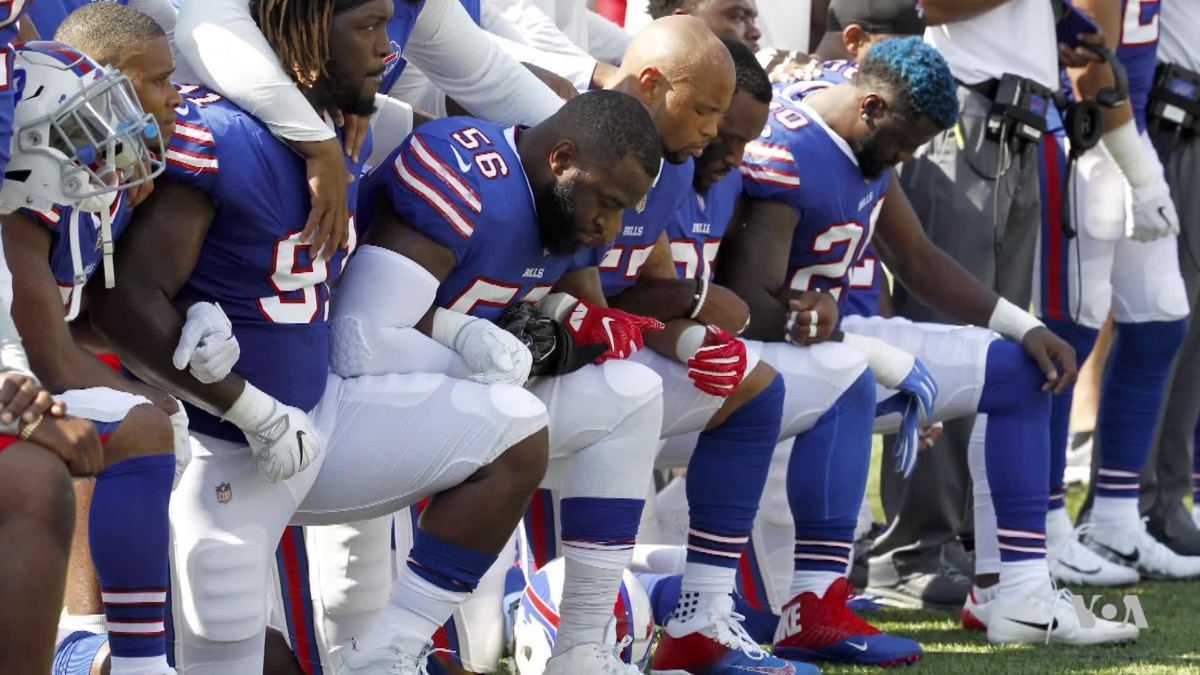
top-left (533, 173), bottom-right (582, 256)
top-left (851, 127), bottom-right (890, 181)
top-left (693, 141), bottom-right (727, 192)
top-left (324, 68), bottom-right (380, 117)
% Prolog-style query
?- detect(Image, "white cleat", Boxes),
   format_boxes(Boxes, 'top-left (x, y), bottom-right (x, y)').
top-left (960, 584), bottom-right (997, 631)
top-left (1083, 520), bottom-right (1200, 580)
top-left (342, 639), bottom-right (439, 675)
top-left (543, 642), bottom-right (643, 675)
top-left (987, 585), bottom-right (1139, 646)
top-left (1049, 533), bottom-right (1140, 586)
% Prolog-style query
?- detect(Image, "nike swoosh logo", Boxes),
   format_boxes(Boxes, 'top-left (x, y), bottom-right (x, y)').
top-left (451, 147), bottom-right (472, 173)
top-left (1058, 560), bottom-right (1102, 575)
top-left (1094, 541), bottom-right (1139, 565)
top-left (600, 316), bottom-right (617, 350)
top-left (175, 102), bottom-right (190, 116)
top-left (845, 641), bottom-right (869, 651)
top-left (734, 665), bottom-right (796, 674)
top-left (296, 430), bottom-right (306, 465)
top-left (1009, 617), bottom-right (1059, 632)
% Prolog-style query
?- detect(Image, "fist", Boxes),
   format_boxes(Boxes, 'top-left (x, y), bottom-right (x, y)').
top-left (784, 292), bottom-right (839, 345)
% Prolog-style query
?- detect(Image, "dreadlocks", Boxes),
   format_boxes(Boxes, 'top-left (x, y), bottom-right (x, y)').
top-left (251, 0), bottom-right (334, 90)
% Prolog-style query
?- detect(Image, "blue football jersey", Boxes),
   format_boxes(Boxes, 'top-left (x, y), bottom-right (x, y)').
top-left (381, 0), bottom-right (428, 94)
top-left (599, 159), bottom-right (694, 297)
top-left (0, 1), bottom-right (32, 180)
top-left (741, 96), bottom-right (889, 305)
top-left (842, 243), bottom-right (882, 318)
top-left (164, 85), bottom-right (370, 441)
top-left (360, 117), bottom-right (595, 321)
top-left (25, 0), bottom-right (124, 41)
top-left (21, 192), bottom-right (131, 312)
top-left (668, 170), bottom-right (741, 280)
top-left (383, 0), bottom-right (482, 95)
top-left (1117, 0), bottom-right (1160, 132)
top-left (777, 59), bottom-right (858, 103)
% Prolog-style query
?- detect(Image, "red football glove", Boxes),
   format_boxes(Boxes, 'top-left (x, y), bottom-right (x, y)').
top-left (563, 299), bottom-right (664, 363)
top-left (686, 325), bottom-right (748, 397)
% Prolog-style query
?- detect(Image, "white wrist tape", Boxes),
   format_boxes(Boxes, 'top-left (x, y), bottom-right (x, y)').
top-left (840, 333), bottom-right (914, 390)
top-left (675, 324), bottom-right (708, 363)
top-left (223, 381), bottom-right (277, 431)
top-left (431, 308), bottom-right (478, 352)
top-left (1101, 120), bottom-right (1160, 191)
top-left (537, 292), bottom-right (580, 323)
top-left (988, 298), bottom-right (1044, 342)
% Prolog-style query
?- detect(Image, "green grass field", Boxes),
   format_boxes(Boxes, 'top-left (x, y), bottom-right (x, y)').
top-left (823, 438), bottom-right (1200, 674)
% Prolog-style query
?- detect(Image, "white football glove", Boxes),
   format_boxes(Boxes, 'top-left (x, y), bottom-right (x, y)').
top-left (168, 400), bottom-right (192, 490)
top-left (173, 302), bottom-right (241, 383)
top-left (1127, 182), bottom-right (1180, 242)
top-left (223, 383), bottom-right (322, 483)
top-left (431, 308), bottom-right (532, 386)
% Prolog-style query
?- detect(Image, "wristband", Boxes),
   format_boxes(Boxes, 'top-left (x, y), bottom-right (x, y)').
top-left (987, 298), bottom-right (1044, 341)
top-left (222, 381), bottom-right (277, 431)
top-left (688, 278), bottom-right (710, 320)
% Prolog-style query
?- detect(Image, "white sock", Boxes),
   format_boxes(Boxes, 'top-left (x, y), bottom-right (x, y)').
top-left (109, 655), bottom-right (169, 675)
top-left (363, 569), bottom-right (465, 655)
top-left (789, 571), bottom-right (840, 598)
top-left (59, 610), bottom-right (107, 634)
top-left (998, 558), bottom-right (1050, 600)
top-left (665, 562), bottom-right (738, 630)
top-left (1091, 496), bottom-right (1141, 532)
top-left (553, 544), bottom-right (629, 656)
top-left (1045, 508), bottom-right (1074, 551)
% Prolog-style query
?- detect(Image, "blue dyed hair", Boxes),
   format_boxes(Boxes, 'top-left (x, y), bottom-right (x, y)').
top-left (856, 36), bottom-right (959, 130)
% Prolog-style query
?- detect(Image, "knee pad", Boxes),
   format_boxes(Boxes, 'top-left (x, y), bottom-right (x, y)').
top-left (599, 359), bottom-right (665, 407)
top-left (176, 526), bottom-right (270, 643)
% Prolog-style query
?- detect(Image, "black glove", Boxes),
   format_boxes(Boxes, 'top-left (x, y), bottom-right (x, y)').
top-left (496, 302), bottom-right (606, 376)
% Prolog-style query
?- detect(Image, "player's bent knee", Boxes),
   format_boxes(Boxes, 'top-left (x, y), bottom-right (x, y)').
top-left (983, 340), bottom-right (1050, 414)
top-left (489, 427), bottom-right (550, 494)
top-left (176, 525), bottom-right (270, 643)
top-left (0, 442), bottom-right (75, 544)
top-left (105, 403), bottom-right (175, 465)
top-left (597, 359), bottom-right (664, 406)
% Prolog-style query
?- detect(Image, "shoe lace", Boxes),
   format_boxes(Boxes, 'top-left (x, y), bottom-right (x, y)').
top-left (819, 582), bottom-right (881, 637)
top-left (1042, 583), bottom-right (1074, 646)
top-left (606, 636), bottom-right (642, 674)
top-left (709, 609), bottom-right (769, 660)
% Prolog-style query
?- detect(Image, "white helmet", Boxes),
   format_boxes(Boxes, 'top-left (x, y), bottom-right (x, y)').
top-left (0, 40), bottom-right (163, 216)
top-left (511, 557), bottom-right (656, 675)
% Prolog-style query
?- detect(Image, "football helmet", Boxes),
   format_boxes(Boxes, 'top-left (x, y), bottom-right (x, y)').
top-left (511, 557), bottom-right (656, 675)
top-left (0, 41), bottom-right (163, 216)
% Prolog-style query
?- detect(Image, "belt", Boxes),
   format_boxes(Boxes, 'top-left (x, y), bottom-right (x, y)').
top-left (958, 78), bottom-right (1000, 100)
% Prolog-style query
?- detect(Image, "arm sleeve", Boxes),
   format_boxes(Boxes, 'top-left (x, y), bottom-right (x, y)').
top-left (486, 0), bottom-right (590, 58)
top-left (367, 94), bottom-right (416, 172)
top-left (484, 27), bottom-right (596, 93)
top-left (173, 0), bottom-right (333, 143)
top-left (386, 66), bottom-right (450, 119)
top-left (383, 132), bottom-right (482, 262)
top-left (584, 10), bottom-right (629, 65)
top-left (404, 0), bottom-right (564, 125)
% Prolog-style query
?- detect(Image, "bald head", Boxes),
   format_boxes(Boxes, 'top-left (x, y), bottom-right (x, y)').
top-left (614, 15), bottom-right (736, 163)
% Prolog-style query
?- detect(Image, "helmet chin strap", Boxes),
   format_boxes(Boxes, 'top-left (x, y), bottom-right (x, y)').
top-left (99, 205), bottom-right (115, 289)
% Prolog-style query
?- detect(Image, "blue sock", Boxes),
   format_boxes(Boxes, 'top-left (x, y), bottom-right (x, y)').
top-left (89, 454), bottom-right (174, 659)
top-left (521, 488), bottom-right (560, 571)
top-left (790, 369), bottom-right (875, 592)
top-left (683, 375), bottom-right (784, 583)
top-left (1042, 317), bottom-right (1099, 512)
top-left (1095, 320), bottom-right (1187, 501)
top-left (407, 528), bottom-right (495, 593)
top-left (978, 341), bottom-right (1051, 563)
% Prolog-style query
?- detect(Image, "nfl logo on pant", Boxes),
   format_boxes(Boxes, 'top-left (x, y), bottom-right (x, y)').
top-left (1071, 594), bottom-right (1148, 629)
top-left (215, 482), bottom-right (233, 504)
